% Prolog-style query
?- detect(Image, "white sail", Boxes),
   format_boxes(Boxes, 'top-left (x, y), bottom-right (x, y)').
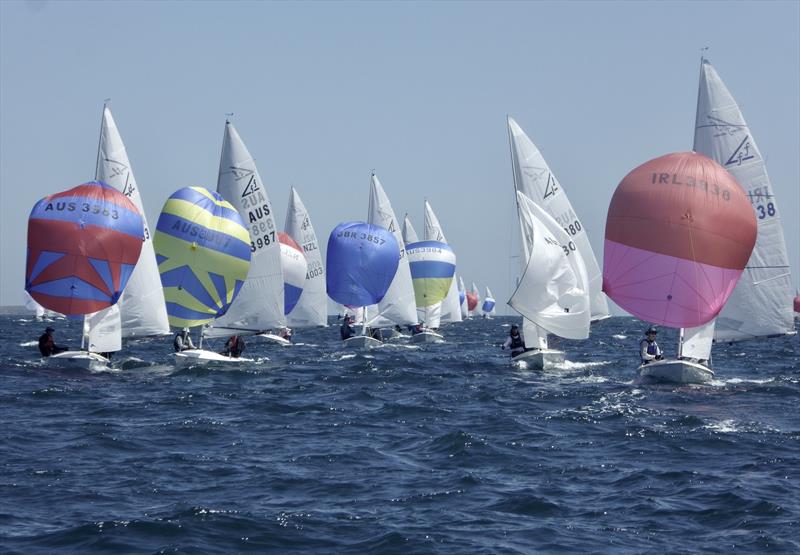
top-left (84, 304), bottom-right (122, 353)
top-left (523, 319), bottom-right (548, 350)
top-left (402, 213), bottom-right (419, 245)
top-left (458, 276), bottom-right (468, 319)
top-left (210, 121), bottom-right (285, 336)
top-left (424, 201), bottom-right (462, 323)
top-left (508, 117), bottom-right (609, 321)
top-left (364, 174), bottom-right (418, 327)
top-left (693, 59), bottom-right (794, 342)
top-left (680, 323), bottom-right (714, 361)
top-left (94, 106), bottom-right (170, 338)
top-left (285, 187), bottom-right (327, 327)
top-left (509, 192), bottom-right (590, 339)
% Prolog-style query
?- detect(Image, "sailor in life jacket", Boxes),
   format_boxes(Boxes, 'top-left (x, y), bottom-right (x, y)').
top-left (501, 324), bottom-right (527, 357)
top-left (173, 328), bottom-right (195, 352)
top-left (639, 326), bottom-right (663, 364)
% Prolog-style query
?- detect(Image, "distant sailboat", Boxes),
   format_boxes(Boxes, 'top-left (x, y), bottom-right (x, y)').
top-left (206, 120), bottom-right (287, 345)
top-left (154, 187), bottom-right (252, 368)
top-left (458, 276), bottom-right (469, 320)
top-left (278, 232), bottom-right (308, 317)
top-left (508, 117), bottom-right (609, 322)
top-left (482, 287), bottom-right (496, 318)
top-left (424, 202), bottom-right (462, 325)
top-left (363, 174), bottom-right (418, 339)
top-left (285, 187), bottom-right (327, 328)
top-left (683, 58), bottom-right (796, 347)
top-left (508, 192), bottom-right (591, 368)
top-left (467, 282), bottom-right (480, 317)
top-left (603, 152), bottom-right (757, 383)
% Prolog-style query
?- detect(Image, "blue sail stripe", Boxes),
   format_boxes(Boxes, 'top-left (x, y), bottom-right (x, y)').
top-left (31, 278), bottom-right (110, 302)
top-left (165, 302), bottom-right (217, 321)
top-left (156, 212), bottom-right (251, 261)
top-left (409, 260), bottom-right (456, 279)
top-left (406, 240), bottom-right (454, 253)
top-left (30, 196), bottom-right (144, 238)
top-left (169, 187), bottom-right (244, 223)
top-left (28, 251), bottom-right (65, 284)
top-left (160, 267), bottom-right (220, 311)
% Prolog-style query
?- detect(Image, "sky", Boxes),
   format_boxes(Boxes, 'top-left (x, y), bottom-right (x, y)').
top-left (1, 0), bottom-right (798, 314)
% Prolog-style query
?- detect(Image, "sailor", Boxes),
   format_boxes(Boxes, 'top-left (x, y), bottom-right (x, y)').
top-left (640, 326), bottom-right (663, 364)
top-left (411, 323), bottom-right (424, 335)
top-left (501, 324), bottom-right (527, 357)
top-left (173, 328), bottom-right (195, 352)
top-left (223, 334), bottom-right (246, 358)
top-left (340, 315), bottom-right (356, 340)
top-left (38, 326), bottom-right (68, 357)
top-left (279, 327), bottom-right (293, 342)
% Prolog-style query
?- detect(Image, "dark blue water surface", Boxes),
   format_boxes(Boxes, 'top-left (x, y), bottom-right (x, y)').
top-left (1, 313), bottom-right (798, 554)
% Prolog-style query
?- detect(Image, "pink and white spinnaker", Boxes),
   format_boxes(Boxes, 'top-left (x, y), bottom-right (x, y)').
top-left (603, 152), bottom-right (756, 328)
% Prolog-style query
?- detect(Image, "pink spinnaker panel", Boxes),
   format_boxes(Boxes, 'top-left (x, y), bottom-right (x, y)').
top-left (603, 240), bottom-right (744, 328)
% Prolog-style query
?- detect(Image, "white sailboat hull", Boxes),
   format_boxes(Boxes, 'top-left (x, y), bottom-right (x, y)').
top-left (48, 351), bottom-right (111, 371)
top-left (256, 333), bottom-right (292, 346)
top-left (343, 336), bottom-right (383, 349)
top-left (511, 348), bottom-right (565, 369)
top-left (410, 331), bottom-right (444, 344)
top-left (638, 359), bottom-right (714, 384)
top-left (174, 349), bottom-right (256, 369)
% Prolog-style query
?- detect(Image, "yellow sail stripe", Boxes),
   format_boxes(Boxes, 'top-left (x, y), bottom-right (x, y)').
top-left (162, 198), bottom-right (251, 245)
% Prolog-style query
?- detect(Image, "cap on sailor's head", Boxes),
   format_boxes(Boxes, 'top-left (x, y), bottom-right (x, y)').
top-left (646, 326), bottom-right (658, 335)
top-left (182, 327), bottom-right (189, 333)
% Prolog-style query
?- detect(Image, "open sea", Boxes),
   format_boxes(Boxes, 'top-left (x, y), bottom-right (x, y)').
top-left (1, 312), bottom-right (798, 554)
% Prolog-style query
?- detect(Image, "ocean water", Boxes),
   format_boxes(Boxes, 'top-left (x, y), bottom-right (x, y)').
top-left (1, 313), bottom-right (798, 554)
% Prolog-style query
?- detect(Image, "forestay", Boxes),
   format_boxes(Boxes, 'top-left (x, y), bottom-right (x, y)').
top-left (508, 117), bottom-right (609, 321)
top-left (285, 187), bottom-right (327, 327)
top-left (210, 121), bottom-right (285, 337)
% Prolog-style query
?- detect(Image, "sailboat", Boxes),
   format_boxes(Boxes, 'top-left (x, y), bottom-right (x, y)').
top-left (154, 186), bottom-right (252, 368)
top-left (24, 291), bottom-right (46, 321)
top-left (204, 120), bottom-right (287, 346)
top-left (424, 202), bottom-right (462, 326)
top-left (458, 276), bottom-right (469, 320)
top-left (482, 287), bottom-right (496, 319)
top-left (603, 152), bottom-right (757, 383)
top-left (26, 181), bottom-right (145, 370)
top-left (277, 231), bottom-right (308, 341)
top-left (682, 58), bottom-right (796, 355)
top-left (467, 282), bottom-right (479, 317)
top-left (507, 117), bottom-right (610, 323)
top-left (285, 187), bottom-right (327, 328)
top-left (362, 173), bottom-right (418, 341)
top-left (326, 221), bottom-right (400, 348)
top-left (508, 192), bottom-right (591, 368)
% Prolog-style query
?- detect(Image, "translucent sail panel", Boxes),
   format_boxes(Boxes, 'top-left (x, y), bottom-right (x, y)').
top-left (694, 60), bottom-right (795, 341)
top-left (603, 152), bottom-right (756, 328)
top-left (84, 304), bottom-right (122, 353)
top-left (213, 121), bottom-right (285, 333)
top-left (154, 187), bottom-right (251, 329)
top-left (364, 175), bottom-right (418, 327)
top-left (509, 192), bottom-right (590, 340)
top-left (508, 117), bottom-right (609, 320)
top-left (285, 187), bottom-right (327, 328)
top-left (26, 182), bottom-right (144, 316)
top-left (96, 106), bottom-right (170, 337)
top-left (402, 214), bottom-right (419, 245)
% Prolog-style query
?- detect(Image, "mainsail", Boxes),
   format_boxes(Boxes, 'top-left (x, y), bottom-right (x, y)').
top-left (285, 187), bottom-right (327, 327)
top-left (94, 106), bottom-right (170, 337)
top-left (402, 213), bottom-right (419, 245)
top-left (691, 59), bottom-right (795, 342)
top-left (508, 117), bottom-right (609, 321)
top-left (210, 121), bottom-right (285, 336)
top-left (364, 174), bottom-right (418, 327)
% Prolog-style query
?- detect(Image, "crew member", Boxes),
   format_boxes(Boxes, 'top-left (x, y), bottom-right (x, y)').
top-left (38, 326), bottom-right (68, 357)
top-left (501, 324), bottom-right (527, 357)
top-left (340, 315), bottom-right (355, 340)
top-left (173, 328), bottom-right (195, 352)
top-left (640, 326), bottom-right (663, 364)
top-left (223, 334), bottom-right (246, 358)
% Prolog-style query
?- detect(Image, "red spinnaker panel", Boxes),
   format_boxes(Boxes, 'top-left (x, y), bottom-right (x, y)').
top-left (603, 152), bottom-right (756, 328)
top-left (25, 181), bottom-right (144, 316)
top-left (466, 292), bottom-right (478, 311)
